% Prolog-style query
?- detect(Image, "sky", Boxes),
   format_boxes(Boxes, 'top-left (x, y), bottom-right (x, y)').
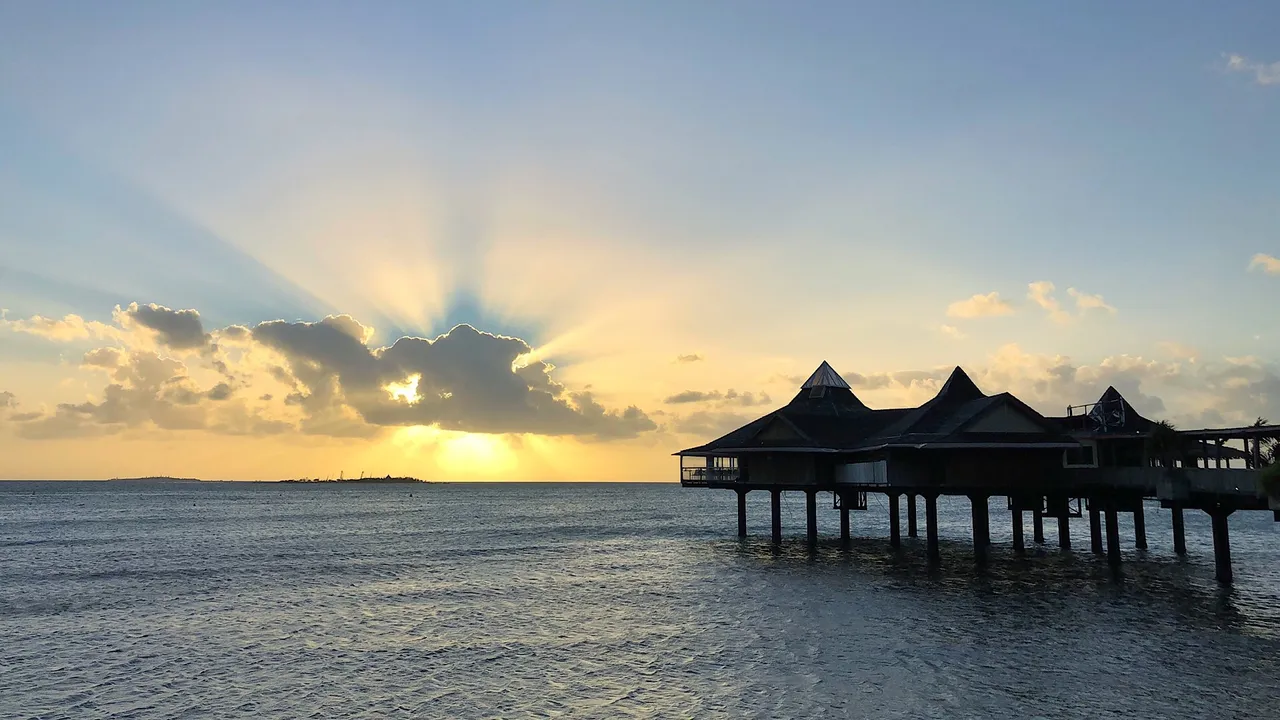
top-left (0, 1), bottom-right (1278, 480)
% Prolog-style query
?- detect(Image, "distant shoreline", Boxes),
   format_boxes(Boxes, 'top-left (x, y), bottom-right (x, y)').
top-left (279, 476), bottom-right (430, 484)
top-left (103, 476), bottom-right (434, 484)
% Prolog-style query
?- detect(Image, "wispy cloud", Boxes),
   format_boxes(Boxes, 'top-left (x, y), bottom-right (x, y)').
top-left (939, 324), bottom-right (966, 340)
top-left (1249, 253), bottom-right (1280, 275)
top-left (673, 353), bottom-right (704, 363)
top-left (1067, 288), bottom-right (1116, 315)
top-left (1027, 281), bottom-right (1071, 324)
top-left (1028, 282), bottom-right (1115, 323)
top-left (945, 292), bottom-right (1014, 319)
top-left (1224, 53), bottom-right (1280, 86)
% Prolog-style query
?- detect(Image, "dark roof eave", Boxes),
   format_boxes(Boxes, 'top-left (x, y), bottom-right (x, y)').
top-left (675, 446), bottom-right (841, 456)
top-left (849, 441), bottom-right (1080, 451)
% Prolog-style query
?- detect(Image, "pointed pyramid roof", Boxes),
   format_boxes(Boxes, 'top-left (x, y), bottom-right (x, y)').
top-left (785, 361), bottom-right (869, 415)
top-left (870, 366), bottom-right (991, 438)
top-left (1089, 386), bottom-right (1153, 433)
top-left (801, 361), bottom-right (851, 389)
top-left (933, 366), bottom-right (985, 406)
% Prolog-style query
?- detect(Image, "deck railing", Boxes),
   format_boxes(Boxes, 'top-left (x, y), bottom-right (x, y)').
top-left (680, 467), bottom-right (741, 487)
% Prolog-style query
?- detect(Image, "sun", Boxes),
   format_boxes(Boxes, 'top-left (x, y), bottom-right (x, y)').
top-left (385, 374), bottom-right (421, 404)
top-left (392, 425), bottom-right (518, 477)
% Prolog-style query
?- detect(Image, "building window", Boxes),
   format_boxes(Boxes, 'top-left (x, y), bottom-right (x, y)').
top-left (1063, 443), bottom-right (1097, 468)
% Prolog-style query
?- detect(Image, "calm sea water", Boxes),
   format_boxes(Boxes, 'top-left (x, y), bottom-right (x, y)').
top-left (3, 481), bottom-right (1280, 719)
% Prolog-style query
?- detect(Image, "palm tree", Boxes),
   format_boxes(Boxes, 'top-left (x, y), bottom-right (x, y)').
top-left (1147, 419), bottom-right (1186, 468)
top-left (1254, 418), bottom-right (1278, 467)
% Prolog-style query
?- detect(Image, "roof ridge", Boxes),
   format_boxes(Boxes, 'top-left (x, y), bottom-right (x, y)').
top-left (800, 361), bottom-right (851, 389)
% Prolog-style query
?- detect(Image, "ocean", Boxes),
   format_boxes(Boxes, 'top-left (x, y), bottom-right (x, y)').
top-left (2, 481), bottom-right (1279, 719)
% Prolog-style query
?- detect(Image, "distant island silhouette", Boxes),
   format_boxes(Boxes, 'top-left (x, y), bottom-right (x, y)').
top-left (107, 476), bottom-right (202, 483)
top-left (101, 475), bottom-right (434, 484)
top-left (279, 475), bottom-right (429, 484)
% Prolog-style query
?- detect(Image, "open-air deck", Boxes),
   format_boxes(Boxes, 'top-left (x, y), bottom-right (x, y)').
top-left (677, 361), bottom-right (1280, 584)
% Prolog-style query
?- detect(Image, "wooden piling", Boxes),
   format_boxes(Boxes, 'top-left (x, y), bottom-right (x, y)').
top-left (925, 493), bottom-right (940, 564)
top-left (1033, 508), bottom-right (1045, 544)
top-left (1210, 508), bottom-right (1233, 585)
top-left (839, 494), bottom-right (850, 545)
top-left (1104, 505), bottom-right (1122, 569)
top-left (971, 495), bottom-right (989, 566)
top-left (1012, 509), bottom-right (1025, 554)
top-left (1058, 514), bottom-right (1071, 551)
top-left (1171, 505), bottom-right (1186, 555)
top-left (907, 494), bottom-right (918, 538)
top-left (737, 489), bottom-right (748, 538)
top-left (888, 493), bottom-right (901, 548)
top-left (1089, 506), bottom-right (1103, 555)
top-left (770, 489), bottom-right (782, 544)
top-left (805, 489), bottom-right (818, 546)
top-left (1134, 502), bottom-right (1148, 550)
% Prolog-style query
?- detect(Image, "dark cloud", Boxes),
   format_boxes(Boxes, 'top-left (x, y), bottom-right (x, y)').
top-left (665, 390), bottom-right (717, 404)
top-left (9, 411), bottom-right (42, 422)
top-left (124, 302), bottom-right (209, 349)
top-left (664, 389), bottom-right (772, 407)
top-left (218, 325), bottom-right (251, 341)
top-left (14, 350), bottom-right (273, 439)
top-left (206, 383), bottom-right (233, 401)
top-left (672, 411), bottom-right (753, 437)
top-left (674, 353), bottom-right (704, 363)
top-left (253, 319), bottom-right (655, 439)
top-left (0, 391), bottom-right (14, 409)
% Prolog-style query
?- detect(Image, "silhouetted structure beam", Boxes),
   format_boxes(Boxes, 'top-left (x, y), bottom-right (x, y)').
top-left (1171, 506), bottom-right (1186, 555)
top-left (806, 490), bottom-right (818, 546)
top-left (925, 493), bottom-right (940, 565)
top-left (737, 489), bottom-right (748, 538)
top-left (907, 494), bottom-right (918, 538)
top-left (1210, 508), bottom-right (1234, 584)
top-left (971, 495), bottom-right (990, 566)
top-left (888, 493), bottom-right (901, 548)
top-left (1033, 508), bottom-right (1045, 544)
top-left (1089, 506), bottom-right (1103, 555)
top-left (839, 496), bottom-right (850, 545)
top-left (1105, 506), bottom-right (1122, 569)
top-left (1058, 514), bottom-right (1071, 551)
top-left (1012, 510), bottom-right (1025, 554)
top-left (771, 489), bottom-right (782, 544)
top-left (1134, 503), bottom-right (1148, 550)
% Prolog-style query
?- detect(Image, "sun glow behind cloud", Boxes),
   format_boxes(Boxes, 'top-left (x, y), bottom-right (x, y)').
top-left (393, 425), bottom-right (519, 477)
top-left (385, 375), bottom-right (421, 404)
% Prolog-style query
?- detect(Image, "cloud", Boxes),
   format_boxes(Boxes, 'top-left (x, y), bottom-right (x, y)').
top-left (663, 389), bottom-right (772, 407)
top-left (119, 303), bottom-right (210, 349)
top-left (252, 317), bottom-right (655, 439)
top-left (1, 312), bottom-right (124, 342)
top-left (674, 353), bottom-right (704, 363)
top-left (939, 324), bottom-right (966, 340)
top-left (946, 292), bottom-right (1014, 319)
top-left (1027, 281), bottom-right (1071, 324)
top-left (0, 391), bottom-right (15, 409)
top-left (1225, 53), bottom-right (1280, 86)
top-left (1250, 253), bottom-right (1280, 275)
top-left (847, 343), bottom-right (1280, 430)
top-left (1028, 282), bottom-right (1114, 322)
top-left (671, 410), bottom-right (754, 437)
top-left (1067, 288), bottom-right (1116, 315)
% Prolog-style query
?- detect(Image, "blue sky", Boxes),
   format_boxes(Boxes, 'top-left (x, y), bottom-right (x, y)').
top-left (0, 2), bottom-right (1277, 478)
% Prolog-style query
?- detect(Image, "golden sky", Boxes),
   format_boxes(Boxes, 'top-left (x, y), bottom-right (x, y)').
top-left (1, 4), bottom-right (1278, 480)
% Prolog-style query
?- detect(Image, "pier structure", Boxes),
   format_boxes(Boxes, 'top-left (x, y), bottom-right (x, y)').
top-left (679, 362), bottom-right (1280, 584)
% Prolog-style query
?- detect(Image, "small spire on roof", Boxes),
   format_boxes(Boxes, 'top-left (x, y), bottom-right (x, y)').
top-left (800, 361), bottom-right (851, 389)
top-left (933, 366), bottom-right (985, 402)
